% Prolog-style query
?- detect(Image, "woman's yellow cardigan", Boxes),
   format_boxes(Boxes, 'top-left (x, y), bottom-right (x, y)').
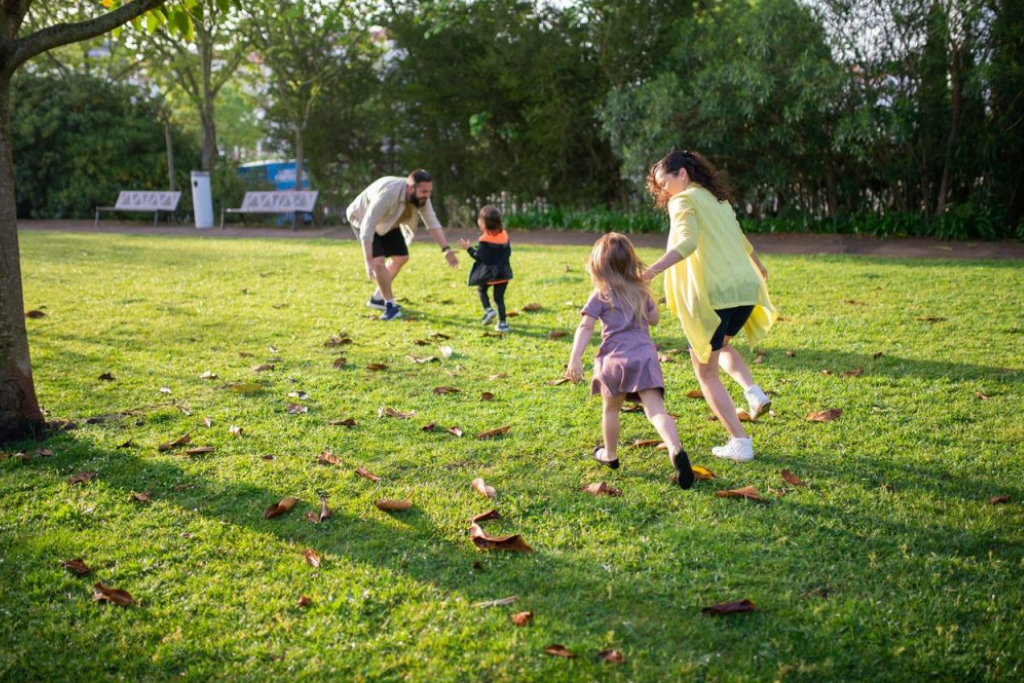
top-left (663, 186), bottom-right (777, 363)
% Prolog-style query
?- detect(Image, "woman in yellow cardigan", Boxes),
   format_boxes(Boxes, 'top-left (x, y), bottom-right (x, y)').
top-left (643, 150), bottom-right (777, 463)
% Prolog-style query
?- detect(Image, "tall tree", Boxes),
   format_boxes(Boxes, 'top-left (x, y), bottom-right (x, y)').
top-left (0, 0), bottom-right (187, 442)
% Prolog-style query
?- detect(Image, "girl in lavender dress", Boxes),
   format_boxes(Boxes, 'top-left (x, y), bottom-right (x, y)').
top-left (566, 233), bottom-right (694, 489)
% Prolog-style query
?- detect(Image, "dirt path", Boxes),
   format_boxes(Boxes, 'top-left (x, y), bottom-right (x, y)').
top-left (17, 219), bottom-right (1024, 260)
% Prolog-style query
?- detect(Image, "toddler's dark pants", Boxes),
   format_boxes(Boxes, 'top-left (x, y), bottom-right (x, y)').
top-left (478, 283), bottom-right (508, 322)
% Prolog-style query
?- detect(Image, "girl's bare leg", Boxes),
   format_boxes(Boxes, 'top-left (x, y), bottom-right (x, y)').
top-left (601, 393), bottom-right (626, 460)
top-left (638, 389), bottom-right (682, 454)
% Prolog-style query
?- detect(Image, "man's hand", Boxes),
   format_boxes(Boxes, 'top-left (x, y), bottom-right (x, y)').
top-left (365, 259), bottom-right (376, 281)
top-left (444, 250), bottom-right (459, 268)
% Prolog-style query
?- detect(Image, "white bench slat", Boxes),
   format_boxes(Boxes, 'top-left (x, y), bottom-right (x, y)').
top-left (221, 191), bottom-right (319, 230)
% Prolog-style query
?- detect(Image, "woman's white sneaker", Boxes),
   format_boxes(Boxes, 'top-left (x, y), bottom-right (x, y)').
top-left (743, 386), bottom-right (771, 419)
top-left (712, 437), bottom-right (754, 463)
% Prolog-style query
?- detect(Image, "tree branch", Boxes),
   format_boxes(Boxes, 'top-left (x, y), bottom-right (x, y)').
top-left (9, 0), bottom-right (166, 73)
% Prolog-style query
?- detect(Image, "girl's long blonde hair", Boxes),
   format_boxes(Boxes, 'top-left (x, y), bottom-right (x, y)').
top-left (586, 232), bottom-right (653, 327)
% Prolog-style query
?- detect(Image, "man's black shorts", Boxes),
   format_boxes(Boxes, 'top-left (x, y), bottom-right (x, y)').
top-left (372, 228), bottom-right (409, 258)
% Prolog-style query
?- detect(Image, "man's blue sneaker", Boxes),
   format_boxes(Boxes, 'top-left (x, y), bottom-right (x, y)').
top-left (367, 296), bottom-right (386, 311)
top-left (380, 301), bottom-right (403, 321)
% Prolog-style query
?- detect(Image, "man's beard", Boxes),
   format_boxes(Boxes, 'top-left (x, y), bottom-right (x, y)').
top-left (409, 194), bottom-right (427, 208)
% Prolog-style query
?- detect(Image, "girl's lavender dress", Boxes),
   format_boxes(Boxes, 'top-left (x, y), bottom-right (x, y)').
top-left (582, 291), bottom-right (664, 401)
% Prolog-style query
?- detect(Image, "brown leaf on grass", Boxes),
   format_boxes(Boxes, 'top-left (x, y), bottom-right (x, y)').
top-left (252, 364), bottom-right (275, 372)
top-left (447, 426), bottom-right (464, 437)
top-left (332, 357), bottom-right (347, 369)
top-left (692, 466), bottom-right (716, 481)
top-left (522, 303), bottom-right (542, 312)
top-left (990, 494), bottom-right (1011, 505)
top-left (98, 372), bottom-right (115, 381)
top-left (422, 421), bottom-right (437, 432)
top-left (366, 363), bottom-right (388, 371)
top-left (632, 439), bottom-right (662, 448)
top-left (68, 471), bottom-right (97, 485)
top-left (157, 433), bottom-right (192, 452)
top-left (229, 383), bottom-right (263, 393)
top-left (715, 486), bottom-right (769, 503)
top-left (303, 548), bottom-right (321, 568)
top-left (919, 316), bottom-right (946, 323)
top-left (355, 466), bottom-right (381, 482)
top-left (477, 425), bottom-right (511, 439)
top-left (264, 497), bottom-right (298, 519)
top-left (379, 407), bottom-right (416, 419)
top-left (203, 416), bottom-right (213, 428)
top-left (26, 309), bottom-right (47, 318)
top-left (976, 391), bottom-right (989, 401)
top-left (598, 649), bottom-right (625, 664)
top-left (130, 491), bottom-right (152, 503)
top-left (412, 339), bottom-right (430, 346)
top-left (507, 310), bottom-right (519, 317)
top-left (433, 386), bottom-right (460, 395)
top-left (544, 644), bottom-right (575, 658)
top-left (184, 446), bottom-right (215, 456)
top-left (547, 330), bottom-right (569, 340)
top-left (469, 523), bottom-right (534, 553)
top-left (199, 370), bottom-right (218, 380)
top-left (620, 404), bottom-right (644, 413)
top-left (286, 403), bottom-right (308, 415)
top-left (317, 450), bottom-right (340, 466)
top-left (840, 367), bottom-right (864, 378)
top-left (175, 404), bottom-right (191, 416)
top-left (470, 509), bottom-right (501, 523)
top-left (546, 378), bottom-right (570, 386)
top-left (785, 350), bottom-right (796, 357)
top-left (472, 477), bottom-right (497, 498)
top-left (472, 596), bottom-right (516, 607)
top-left (13, 451), bottom-right (29, 462)
top-left (873, 351), bottom-right (884, 359)
top-left (753, 352), bottom-right (766, 365)
top-left (329, 418), bottom-right (357, 427)
top-left (228, 425), bottom-right (243, 437)
top-left (806, 408), bottom-right (843, 422)
top-left (684, 389), bottom-right (705, 399)
top-left (480, 392), bottom-right (495, 401)
top-left (117, 439), bottom-right (135, 449)
top-left (701, 599), bottom-right (757, 615)
top-left (582, 482), bottom-right (622, 497)
top-left (409, 355), bottom-right (439, 363)
top-left (781, 469), bottom-right (806, 486)
top-left (488, 373), bottom-right (508, 380)
top-left (61, 558), bottom-right (92, 575)
top-left (298, 595), bottom-right (312, 607)
top-left (374, 499), bottom-right (412, 512)
top-left (238, 351), bottom-right (254, 358)
top-left (35, 447), bottom-right (54, 457)
top-left (511, 611), bottom-right (533, 626)
top-left (844, 299), bottom-right (867, 306)
top-left (428, 332), bottom-right (451, 340)
top-left (324, 335), bottom-right (353, 347)
top-left (820, 369), bottom-right (832, 376)
top-left (93, 582), bottom-right (134, 607)
top-left (261, 454), bottom-right (275, 461)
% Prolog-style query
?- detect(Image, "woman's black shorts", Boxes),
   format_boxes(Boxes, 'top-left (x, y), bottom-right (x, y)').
top-left (710, 305), bottom-right (754, 351)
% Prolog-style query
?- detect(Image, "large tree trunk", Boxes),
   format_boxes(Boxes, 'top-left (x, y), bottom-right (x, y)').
top-left (0, 75), bottom-right (44, 442)
top-left (294, 126), bottom-right (304, 191)
top-left (199, 30), bottom-right (218, 173)
top-left (165, 120), bottom-right (176, 191)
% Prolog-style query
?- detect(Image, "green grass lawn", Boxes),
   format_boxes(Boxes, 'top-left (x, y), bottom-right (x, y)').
top-left (2, 231), bottom-right (1022, 682)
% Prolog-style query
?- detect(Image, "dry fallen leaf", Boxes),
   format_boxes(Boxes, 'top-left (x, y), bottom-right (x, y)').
top-left (61, 558), bottom-right (92, 575)
top-left (469, 523), bottom-right (534, 553)
top-left (470, 509), bottom-right (501, 523)
top-left (298, 595), bottom-right (312, 607)
top-left (691, 466), bottom-right (715, 481)
top-left (25, 309), bottom-right (47, 318)
top-left (686, 389), bottom-right (704, 399)
top-left (472, 477), bottom-right (497, 498)
top-left (701, 599), bottom-right (757, 615)
top-left (476, 425), bottom-right (511, 439)
top-left (228, 425), bottom-right (243, 437)
top-left (68, 471), bottom-right (97, 485)
top-left (433, 386), bottom-right (460, 395)
top-left (303, 548), bottom-right (321, 568)
top-left (546, 378), bottom-right (570, 386)
top-left (806, 408), bottom-right (843, 422)
top-left (203, 416), bottom-right (213, 428)
top-left (480, 392), bottom-right (495, 401)
top-left (184, 446), bottom-right (215, 456)
top-left (252, 364), bottom-right (275, 372)
top-left (511, 611), bottom-right (533, 626)
top-left (598, 649), bottom-right (625, 664)
top-left (117, 439), bottom-right (135, 449)
top-left (35, 447), bottom-right (54, 457)
top-left (409, 355), bottom-right (439, 363)
top-left (715, 486), bottom-right (769, 503)
top-left (547, 330), bottom-right (568, 340)
top-left (157, 433), bottom-right (191, 452)
top-left (781, 469), bottom-right (806, 486)
top-left (737, 410), bottom-right (754, 422)
top-left (488, 373), bottom-right (508, 380)
top-left (374, 499), bottom-right (413, 512)
top-left (329, 418), bottom-right (357, 427)
top-left (286, 403), bottom-right (308, 415)
top-left (582, 482), bottom-right (622, 497)
top-left (544, 644), bottom-right (576, 658)
top-left (422, 421), bottom-right (438, 432)
top-left (990, 494), bottom-right (1011, 505)
top-left (522, 303), bottom-right (542, 312)
top-left (264, 497), bottom-right (298, 519)
top-left (98, 372), bottom-right (115, 381)
top-left (976, 391), bottom-right (989, 401)
top-left (199, 370), bottom-right (218, 380)
top-left (366, 363), bottom-right (388, 371)
top-left (332, 357), bottom-right (347, 369)
top-left (840, 367), bottom-right (864, 378)
top-left (632, 439), bottom-right (662, 448)
top-left (472, 596), bottom-right (516, 607)
top-left (93, 582), bottom-right (134, 607)
top-left (324, 335), bottom-right (352, 347)
top-left (355, 466), bottom-right (381, 482)
top-left (317, 450), bottom-right (340, 466)
top-left (130, 491), bottom-right (152, 503)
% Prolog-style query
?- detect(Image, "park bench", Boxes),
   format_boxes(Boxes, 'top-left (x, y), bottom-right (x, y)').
top-left (94, 191), bottom-right (182, 227)
top-left (220, 191), bottom-right (319, 230)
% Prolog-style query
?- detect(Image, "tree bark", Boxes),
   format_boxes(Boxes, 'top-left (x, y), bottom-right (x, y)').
top-left (0, 75), bottom-right (43, 442)
top-left (164, 120), bottom-right (176, 191)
